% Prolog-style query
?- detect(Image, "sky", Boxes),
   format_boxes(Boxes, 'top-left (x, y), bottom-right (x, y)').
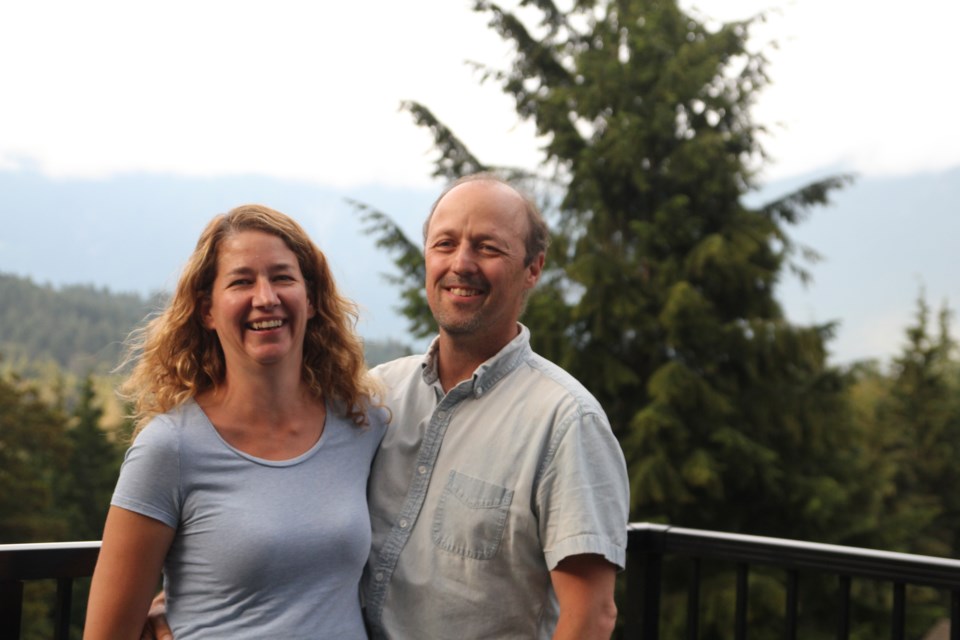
top-left (1, 0), bottom-right (959, 364)
top-left (3, 0), bottom-right (958, 188)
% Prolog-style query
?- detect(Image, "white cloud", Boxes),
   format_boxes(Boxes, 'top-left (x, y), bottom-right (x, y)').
top-left (1, 0), bottom-right (958, 188)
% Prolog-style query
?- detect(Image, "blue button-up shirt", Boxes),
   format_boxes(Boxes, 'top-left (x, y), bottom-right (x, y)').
top-left (363, 326), bottom-right (629, 639)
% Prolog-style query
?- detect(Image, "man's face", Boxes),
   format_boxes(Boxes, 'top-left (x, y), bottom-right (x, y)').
top-left (424, 180), bottom-right (543, 347)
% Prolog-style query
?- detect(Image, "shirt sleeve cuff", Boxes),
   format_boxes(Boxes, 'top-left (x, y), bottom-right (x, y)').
top-left (544, 533), bottom-right (626, 571)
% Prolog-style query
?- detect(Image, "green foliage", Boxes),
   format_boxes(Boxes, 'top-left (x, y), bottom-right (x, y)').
top-left (365, 0), bottom-right (867, 542)
top-left (348, 200), bottom-right (436, 340)
top-left (871, 295), bottom-right (960, 556)
top-left (0, 272), bottom-right (158, 376)
top-left (54, 375), bottom-right (125, 541)
top-left (401, 101), bottom-right (489, 180)
top-left (0, 372), bottom-right (94, 639)
top-left (0, 371), bottom-right (71, 543)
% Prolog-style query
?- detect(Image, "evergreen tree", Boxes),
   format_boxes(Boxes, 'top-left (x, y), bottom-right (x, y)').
top-left (838, 295), bottom-right (960, 638)
top-left (0, 369), bottom-right (71, 543)
top-left (876, 295), bottom-right (960, 557)
top-left (362, 0), bottom-right (869, 539)
top-left (357, 2), bottom-right (892, 635)
top-left (0, 368), bottom-right (72, 640)
top-left (54, 374), bottom-right (124, 541)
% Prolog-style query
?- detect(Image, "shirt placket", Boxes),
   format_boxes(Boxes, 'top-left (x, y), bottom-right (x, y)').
top-left (368, 383), bottom-right (470, 637)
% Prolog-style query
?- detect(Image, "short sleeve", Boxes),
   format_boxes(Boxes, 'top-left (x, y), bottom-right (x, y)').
top-left (110, 417), bottom-right (182, 529)
top-left (537, 411), bottom-right (630, 571)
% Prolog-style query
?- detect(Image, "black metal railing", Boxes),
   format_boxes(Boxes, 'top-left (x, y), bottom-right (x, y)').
top-left (4, 526), bottom-right (960, 639)
top-left (0, 541), bottom-right (100, 640)
top-left (622, 523), bottom-right (960, 639)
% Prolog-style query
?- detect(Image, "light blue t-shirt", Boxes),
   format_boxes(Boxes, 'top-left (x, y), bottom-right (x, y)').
top-left (112, 399), bottom-right (387, 639)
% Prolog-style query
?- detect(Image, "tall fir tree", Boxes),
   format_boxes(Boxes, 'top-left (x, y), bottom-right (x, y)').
top-left (362, 0), bottom-right (875, 543)
top-left (0, 369), bottom-right (73, 640)
top-left (54, 374), bottom-right (124, 541)
top-left (0, 369), bottom-right (71, 543)
top-left (876, 295), bottom-right (960, 557)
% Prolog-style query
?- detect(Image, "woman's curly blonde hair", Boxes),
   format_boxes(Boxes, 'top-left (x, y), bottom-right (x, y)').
top-left (120, 204), bottom-right (379, 436)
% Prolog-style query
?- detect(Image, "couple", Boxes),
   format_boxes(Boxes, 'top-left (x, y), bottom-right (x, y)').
top-left (84, 173), bottom-right (630, 639)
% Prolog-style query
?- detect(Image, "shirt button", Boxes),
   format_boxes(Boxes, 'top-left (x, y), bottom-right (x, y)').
top-left (417, 465), bottom-right (427, 475)
top-left (375, 572), bottom-right (384, 582)
top-left (399, 518), bottom-right (409, 529)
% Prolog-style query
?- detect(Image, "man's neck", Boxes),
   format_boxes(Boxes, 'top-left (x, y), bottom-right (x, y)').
top-left (435, 325), bottom-right (520, 393)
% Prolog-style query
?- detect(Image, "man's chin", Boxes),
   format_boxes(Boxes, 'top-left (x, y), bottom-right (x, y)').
top-left (436, 315), bottom-right (483, 336)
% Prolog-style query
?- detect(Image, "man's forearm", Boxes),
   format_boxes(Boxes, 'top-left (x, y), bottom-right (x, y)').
top-left (550, 554), bottom-right (619, 640)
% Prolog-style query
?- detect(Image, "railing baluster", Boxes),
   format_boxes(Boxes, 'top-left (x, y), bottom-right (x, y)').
top-left (624, 526), bottom-right (664, 640)
top-left (735, 562), bottom-right (749, 640)
top-left (836, 575), bottom-right (851, 640)
top-left (950, 589), bottom-right (959, 640)
top-left (1, 580), bottom-right (24, 639)
top-left (54, 577), bottom-right (74, 640)
top-left (623, 533), bottom-right (642, 639)
top-left (891, 582), bottom-right (905, 640)
top-left (640, 549), bottom-right (663, 639)
top-left (785, 568), bottom-right (798, 640)
top-left (686, 557), bottom-right (700, 640)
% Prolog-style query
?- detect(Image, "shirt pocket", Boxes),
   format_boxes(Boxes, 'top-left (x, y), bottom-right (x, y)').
top-left (431, 470), bottom-right (514, 560)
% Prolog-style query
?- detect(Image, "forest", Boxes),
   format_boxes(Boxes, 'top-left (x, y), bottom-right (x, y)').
top-left (2, 0), bottom-right (959, 638)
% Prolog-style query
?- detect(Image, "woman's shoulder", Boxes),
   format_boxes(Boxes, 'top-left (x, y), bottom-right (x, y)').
top-left (133, 400), bottom-right (205, 449)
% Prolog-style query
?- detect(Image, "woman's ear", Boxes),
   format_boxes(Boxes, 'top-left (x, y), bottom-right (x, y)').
top-left (200, 296), bottom-right (215, 330)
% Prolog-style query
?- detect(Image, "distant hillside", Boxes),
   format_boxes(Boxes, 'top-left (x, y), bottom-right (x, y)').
top-left (0, 168), bottom-right (436, 348)
top-left (0, 272), bottom-right (157, 375)
top-left (0, 272), bottom-right (410, 376)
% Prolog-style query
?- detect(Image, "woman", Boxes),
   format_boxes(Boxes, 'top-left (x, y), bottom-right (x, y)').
top-left (85, 204), bottom-right (387, 639)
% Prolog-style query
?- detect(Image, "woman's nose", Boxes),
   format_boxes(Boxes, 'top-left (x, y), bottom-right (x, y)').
top-left (253, 279), bottom-right (280, 307)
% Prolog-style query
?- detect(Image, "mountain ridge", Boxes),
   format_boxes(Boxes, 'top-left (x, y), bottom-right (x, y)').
top-left (2, 165), bottom-right (958, 364)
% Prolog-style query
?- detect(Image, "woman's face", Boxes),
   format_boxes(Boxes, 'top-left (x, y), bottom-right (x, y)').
top-left (201, 230), bottom-right (315, 373)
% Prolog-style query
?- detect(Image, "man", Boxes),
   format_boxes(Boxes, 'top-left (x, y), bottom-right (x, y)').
top-left (143, 174), bottom-right (629, 639)
top-left (363, 174), bottom-right (629, 639)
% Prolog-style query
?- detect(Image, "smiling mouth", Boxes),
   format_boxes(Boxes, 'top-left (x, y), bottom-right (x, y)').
top-left (448, 287), bottom-right (482, 297)
top-left (248, 319), bottom-right (285, 331)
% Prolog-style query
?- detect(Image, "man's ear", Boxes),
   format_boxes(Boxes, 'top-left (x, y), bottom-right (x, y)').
top-left (526, 252), bottom-right (545, 287)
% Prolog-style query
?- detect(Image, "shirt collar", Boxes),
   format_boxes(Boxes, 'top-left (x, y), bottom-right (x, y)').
top-left (420, 324), bottom-right (531, 398)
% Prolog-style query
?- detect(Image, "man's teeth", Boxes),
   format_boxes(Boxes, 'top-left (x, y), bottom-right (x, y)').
top-left (250, 319), bottom-right (284, 330)
top-left (450, 288), bottom-right (479, 297)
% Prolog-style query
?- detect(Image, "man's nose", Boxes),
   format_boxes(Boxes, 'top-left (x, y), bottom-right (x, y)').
top-left (451, 245), bottom-right (478, 273)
